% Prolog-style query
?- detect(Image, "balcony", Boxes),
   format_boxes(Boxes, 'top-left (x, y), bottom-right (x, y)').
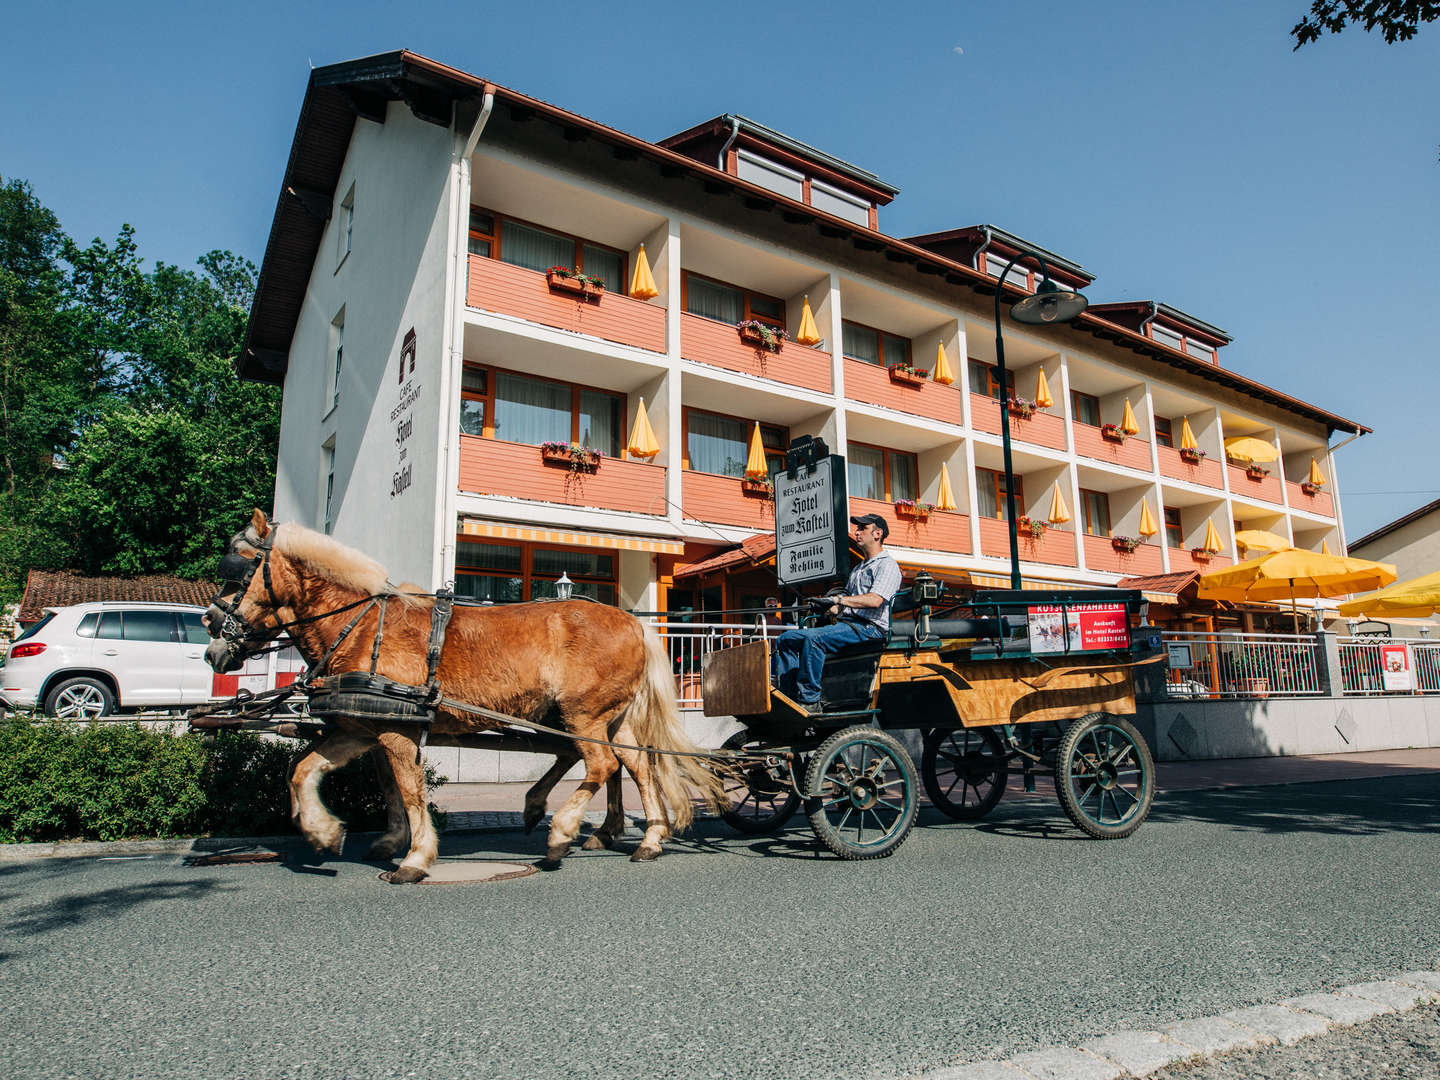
top-left (1073, 423), bottom-right (1152, 472)
top-left (1287, 481), bottom-right (1335, 518)
top-left (844, 359), bottom-right (962, 425)
top-left (1083, 533), bottom-right (1164, 576)
top-left (1156, 445), bottom-right (1223, 489)
top-left (968, 395), bottom-right (1067, 450)
top-left (849, 496), bottom-right (970, 555)
top-left (466, 255), bottom-right (667, 354)
top-left (681, 313), bottom-right (832, 393)
top-left (681, 471), bottom-right (777, 530)
top-left (978, 517), bottom-right (1078, 566)
top-left (1226, 463), bottom-right (1283, 505)
top-left (1170, 547), bottom-right (1233, 572)
top-left (458, 435), bottom-right (666, 516)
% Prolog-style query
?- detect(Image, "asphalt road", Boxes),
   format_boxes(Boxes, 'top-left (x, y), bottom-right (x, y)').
top-left (1, 774), bottom-right (1437, 1080)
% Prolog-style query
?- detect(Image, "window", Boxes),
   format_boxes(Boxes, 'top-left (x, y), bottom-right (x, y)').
top-left (467, 209), bottom-right (627, 294)
top-left (1079, 489), bottom-right (1111, 537)
top-left (810, 178), bottom-right (870, 226)
top-left (75, 613), bottom-right (98, 638)
top-left (123, 610), bottom-right (177, 643)
top-left (847, 443), bottom-right (918, 502)
top-left (686, 410), bottom-right (786, 478)
top-left (455, 540), bottom-right (617, 605)
top-left (338, 184), bottom-right (354, 267)
top-left (968, 359), bottom-right (1015, 401)
top-left (1150, 324), bottom-right (1183, 351)
top-left (976, 468), bottom-right (1025, 522)
top-left (1184, 339), bottom-right (1216, 362)
top-left (464, 367), bottom-right (624, 457)
top-left (736, 149), bottom-right (805, 202)
top-left (683, 272), bottom-right (785, 331)
top-left (323, 439), bottom-right (336, 534)
top-left (983, 253), bottom-right (1031, 291)
top-left (1164, 507), bottom-right (1183, 549)
top-left (842, 321), bottom-right (910, 368)
top-left (181, 613), bottom-right (210, 645)
top-left (329, 309), bottom-right (344, 411)
top-left (1071, 390), bottom-right (1101, 427)
top-left (97, 612), bottom-right (123, 640)
top-left (1154, 416), bottom-right (1173, 448)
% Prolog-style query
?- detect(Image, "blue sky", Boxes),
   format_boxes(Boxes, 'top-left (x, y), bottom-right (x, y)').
top-left (3, 1), bottom-right (1436, 540)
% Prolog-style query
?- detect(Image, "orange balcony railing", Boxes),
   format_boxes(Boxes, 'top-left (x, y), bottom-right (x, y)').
top-left (843, 360), bottom-right (963, 425)
top-left (458, 435), bottom-right (666, 515)
top-left (1073, 423), bottom-right (1152, 471)
top-left (1157, 445), bottom-right (1223, 488)
top-left (849, 496), bottom-right (970, 554)
top-left (466, 255), bottom-right (667, 353)
top-left (1083, 533), bottom-right (1164, 575)
top-left (978, 516), bottom-right (1078, 566)
top-left (681, 471), bottom-right (777, 530)
top-left (681, 313), bottom-right (832, 393)
top-left (1226, 463), bottom-right (1283, 505)
top-left (968, 394), bottom-right (1066, 450)
top-left (1170, 547), bottom-right (1233, 572)
top-left (1286, 481), bottom-right (1335, 518)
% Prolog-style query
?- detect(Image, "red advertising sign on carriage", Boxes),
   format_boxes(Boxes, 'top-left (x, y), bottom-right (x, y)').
top-left (1027, 603), bottom-right (1129, 655)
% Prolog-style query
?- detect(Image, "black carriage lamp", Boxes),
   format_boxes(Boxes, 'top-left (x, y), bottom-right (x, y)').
top-left (992, 252), bottom-right (1089, 589)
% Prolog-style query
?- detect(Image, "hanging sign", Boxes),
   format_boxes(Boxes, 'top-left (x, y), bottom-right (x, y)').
top-left (775, 450), bottom-right (848, 588)
top-left (1028, 602), bottom-right (1130, 655)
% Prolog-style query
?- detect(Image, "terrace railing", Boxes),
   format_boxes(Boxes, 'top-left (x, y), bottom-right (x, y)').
top-left (1337, 637), bottom-right (1440, 695)
top-left (643, 618), bottom-right (774, 709)
top-left (1162, 631), bottom-right (1322, 699)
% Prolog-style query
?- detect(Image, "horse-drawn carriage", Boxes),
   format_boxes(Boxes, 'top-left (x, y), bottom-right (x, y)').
top-left (703, 579), bottom-right (1162, 859)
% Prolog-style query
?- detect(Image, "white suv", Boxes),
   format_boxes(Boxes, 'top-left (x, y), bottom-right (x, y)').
top-left (0, 602), bottom-right (218, 719)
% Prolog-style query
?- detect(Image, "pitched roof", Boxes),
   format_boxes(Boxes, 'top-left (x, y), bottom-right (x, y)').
top-left (18, 570), bottom-right (217, 623)
top-left (1114, 571), bottom-right (1201, 597)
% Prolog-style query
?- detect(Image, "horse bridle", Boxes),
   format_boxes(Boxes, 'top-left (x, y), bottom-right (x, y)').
top-left (211, 528), bottom-right (286, 652)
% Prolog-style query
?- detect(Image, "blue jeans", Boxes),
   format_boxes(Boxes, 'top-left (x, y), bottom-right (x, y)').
top-left (771, 620), bottom-right (884, 704)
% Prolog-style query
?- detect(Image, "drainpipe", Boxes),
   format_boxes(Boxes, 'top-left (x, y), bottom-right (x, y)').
top-left (975, 225), bottom-right (994, 274)
top-left (717, 116), bottom-right (740, 173)
top-left (1138, 300), bottom-right (1159, 338)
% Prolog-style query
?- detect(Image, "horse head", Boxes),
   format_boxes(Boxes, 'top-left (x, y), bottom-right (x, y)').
top-left (204, 509), bottom-right (289, 673)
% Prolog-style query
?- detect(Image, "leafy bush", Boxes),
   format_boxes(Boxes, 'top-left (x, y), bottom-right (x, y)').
top-left (0, 718), bottom-right (447, 844)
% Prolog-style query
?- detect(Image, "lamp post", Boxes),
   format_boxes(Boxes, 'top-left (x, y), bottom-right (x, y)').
top-left (992, 251), bottom-right (1088, 589)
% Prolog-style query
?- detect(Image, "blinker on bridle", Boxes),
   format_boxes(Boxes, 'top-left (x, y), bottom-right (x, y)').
top-left (211, 527), bottom-right (285, 651)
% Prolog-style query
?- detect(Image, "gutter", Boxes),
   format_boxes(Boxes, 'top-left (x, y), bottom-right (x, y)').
top-left (717, 116), bottom-right (740, 172)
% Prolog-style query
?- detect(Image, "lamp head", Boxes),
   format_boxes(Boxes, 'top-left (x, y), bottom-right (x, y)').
top-left (555, 571), bottom-right (573, 601)
top-left (1010, 278), bottom-right (1088, 325)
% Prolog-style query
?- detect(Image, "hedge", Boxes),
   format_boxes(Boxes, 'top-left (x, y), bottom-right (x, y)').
top-left (0, 717), bottom-right (447, 844)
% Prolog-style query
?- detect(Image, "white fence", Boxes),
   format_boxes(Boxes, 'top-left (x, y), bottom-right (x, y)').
top-left (1337, 637), bottom-right (1440, 696)
top-left (644, 619), bottom-right (773, 709)
top-left (1162, 631), bottom-right (1322, 699)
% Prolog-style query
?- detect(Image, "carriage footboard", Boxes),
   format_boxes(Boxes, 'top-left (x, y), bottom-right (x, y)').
top-left (701, 640), bottom-right (773, 717)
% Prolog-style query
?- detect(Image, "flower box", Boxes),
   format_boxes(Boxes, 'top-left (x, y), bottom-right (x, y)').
top-left (736, 321), bottom-right (784, 352)
top-left (1300, 481), bottom-right (1322, 496)
top-left (1245, 464), bottom-right (1270, 481)
top-left (1239, 677), bottom-right (1270, 699)
top-left (539, 444), bottom-right (602, 471)
top-left (1007, 397), bottom-right (1037, 419)
top-left (1101, 423), bottom-right (1127, 443)
top-left (1178, 447), bottom-right (1206, 465)
top-left (1190, 547), bottom-right (1217, 563)
top-left (1111, 535), bottom-right (1143, 554)
top-left (545, 268), bottom-right (604, 300)
top-left (887, 364), bottom-right (927, 387)
top-left (894, 500), bottom-right (934, 521)
top-left (1017, 517), bottom-right (1047, 539)
top-left (740, 477), bottom-right (774, 498)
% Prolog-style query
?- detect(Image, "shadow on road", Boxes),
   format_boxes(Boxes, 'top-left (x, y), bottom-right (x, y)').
top-left (4, 877), bottom-right (230, 940)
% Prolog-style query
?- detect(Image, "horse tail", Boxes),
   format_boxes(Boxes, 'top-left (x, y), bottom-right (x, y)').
top-left (626, 623), bottom-right (724, 832)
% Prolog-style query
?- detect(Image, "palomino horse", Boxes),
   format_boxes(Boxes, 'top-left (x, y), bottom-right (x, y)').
top-left (205, 511), bottom-right (721, 882)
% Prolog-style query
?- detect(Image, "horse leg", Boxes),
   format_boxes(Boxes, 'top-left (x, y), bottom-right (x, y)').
top-left (366, 746), bottom-right (410, 860)
top-left (289, 733), bottom-right (374, 855)
top-left (375, 730), bottom-right (438, 884)
top-left (611, 722), bottom-right (672, 862)
top-left (523, 748), bottom-right (579, 835)
top-left (582, 774), bottom-right (626, 851)
top-left (544, 742), bottom-right (618, 865)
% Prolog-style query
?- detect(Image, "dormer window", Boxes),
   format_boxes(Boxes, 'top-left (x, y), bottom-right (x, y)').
top-left (809, 178), bottom-right (869, 226)
top-left (1149, 322), bottom-right (1218, 363)
top-left (1184, 339), bottom-right (1217, 362)
top-left (736, 149), bottom-right (804, 202)
top-left (982, 253), bottom-right (1032, 291)
top-left (1150, 324), bottom-right (1183, 351)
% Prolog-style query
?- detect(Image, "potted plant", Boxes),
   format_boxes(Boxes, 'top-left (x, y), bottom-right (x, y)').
top-left (736, 320), bottom-right (785, 353)
top-left (887, 361), bottom-right (927, 387)
top-left (740, 475), bottom-right (774, 498)
top-left (544, 266), bottom-right (605, 299)
top-left (1007, 395), bottom-right (1037, 419)
top-left (1017, 515), bottom-right (1048, 539)
top-left (1190, 546), bottom-right (1218, 563)
top-left (1230, 647), bottom-right (1271, 699)
top-left (539, 441), bottom-right (602, 473)
top-left (1300, 480), bottom-right (1323, 496)
top-left (894, 498), bottom-right (935, 521)
top-left (1111, 535), bottom-right (1143, 554)
top-left (1178, 446), bottom-right (1207, 465)
top-left (1101, 422), bottom-right (1126, 443)
top-left (1245, 463), bottom-right (1270, 481)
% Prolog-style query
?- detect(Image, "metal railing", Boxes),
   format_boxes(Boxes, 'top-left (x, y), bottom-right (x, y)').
top-left (1162, 631), bottom-right (1322, 699)
top-left (643, 618), bottom-right (774, 709)
top-left (1338, 637), bottom-right (1440, 695)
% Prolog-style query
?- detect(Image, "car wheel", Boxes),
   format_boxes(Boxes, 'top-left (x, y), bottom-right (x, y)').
top-left (44, 677), bottom-right (116, 720)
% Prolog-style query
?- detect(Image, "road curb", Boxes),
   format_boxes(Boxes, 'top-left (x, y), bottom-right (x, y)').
top-left (917, 973), bottom-right (1440, 1079)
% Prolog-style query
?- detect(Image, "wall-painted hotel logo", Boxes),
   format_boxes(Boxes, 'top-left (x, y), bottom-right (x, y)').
top-left (391, 327), bottom-right (420, 498)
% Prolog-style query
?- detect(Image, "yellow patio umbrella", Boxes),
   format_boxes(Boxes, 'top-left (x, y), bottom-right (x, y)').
top-left (1137, 499), bottom-right (1158, 538)
top-left (1321, 539), bottom-right (1332, 555)
top-left (932, 342), bottom-right (955, 385)
top-left (794, 295), bottom-right (822, 347)
top-left (1034, 368), bottom-right (1054, 409)
top-left (1199, 548), bottom-right (1397, 632)
top-left (1233, 529), bottom-right (1291, 554)
top-left (626, 398), bottom-right (660, 459)
top-left (1047, 485), bottom-right (1070, 525)
top-left (1223, 436), bottom-right (1280, 463)
top-left (744, 422), bottom-right (768, 479)
top-left (1201, 519), bottom-right (1224, 554)
top-left (628, 244), bottom-right (659, 300)
top-left (1308, 458), bottom-right (1327, 486)
top-left (1120, 398), bottom-right (1140, 436)
top-left (935, 463), bottom-right (957, 510)
top-left (1338, 570), bottom-right (1440, 619)
top-left (1179, 417), bottom-right (1199, 452)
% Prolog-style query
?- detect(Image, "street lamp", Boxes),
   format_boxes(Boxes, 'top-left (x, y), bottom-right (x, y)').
top-left (992, 252), bottom-right (1088, 589)
top-left (555, 571), bottom-right (573, 600)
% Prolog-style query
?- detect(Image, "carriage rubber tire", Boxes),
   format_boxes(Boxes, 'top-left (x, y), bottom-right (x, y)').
top-left (44, 676), bottom-right (116, 720)
top-left (921, 727), bottom-right (1009, 821)
top-left (1054, 713), bottom-right (1155, 840)
top-left (803, 726), bottom-right (918, 860)
top-left (718, 731), bottom-right (801, 835)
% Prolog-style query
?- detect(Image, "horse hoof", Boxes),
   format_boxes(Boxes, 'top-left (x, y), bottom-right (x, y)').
top-left (545, 843), bottom-right (571, 864)
top-left (582, 833), bottom-right (615, 851)
top-left (325, 827), bottom-right (347, 856)
top-left (522, 807), bottom-right (544, 835)
top-left (630, 846), bottom-right (662, 862)
top-left (379, 865), bottom-right (427, 884)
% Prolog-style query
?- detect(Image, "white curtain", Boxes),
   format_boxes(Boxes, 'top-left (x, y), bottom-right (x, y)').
top-left (847, 445), bottom-right (885, 500)
top-left (688, 412), bottom-right (747, 476)
top-left (578, 390), bottom-right (620, 456)
top-left (493, 373), bottom-right (570, 445)
top-left (686, 277), bottom-right (744, 323)
top-left (503, 220), bottom-right (573, 273)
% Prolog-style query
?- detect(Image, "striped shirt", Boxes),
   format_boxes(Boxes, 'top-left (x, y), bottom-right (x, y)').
top-left (843, 552), bottom-right (903, 632)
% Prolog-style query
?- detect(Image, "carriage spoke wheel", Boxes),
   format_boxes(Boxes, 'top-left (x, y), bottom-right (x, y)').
top-left (1055, 714), bottom-right (1154, 840)
top-left (718, 732), bottom-right (801, 835)
top-left (921, 727), bottom-right (1009, 821)
top-left (804, 726), bottom-right (917, 860)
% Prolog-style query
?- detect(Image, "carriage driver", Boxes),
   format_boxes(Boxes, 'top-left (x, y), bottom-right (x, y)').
top-left (770, 513), bottom-right (903, 712)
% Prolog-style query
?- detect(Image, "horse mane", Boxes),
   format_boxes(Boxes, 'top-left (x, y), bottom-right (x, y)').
top-left (272, 522), bottom-right (402, 598)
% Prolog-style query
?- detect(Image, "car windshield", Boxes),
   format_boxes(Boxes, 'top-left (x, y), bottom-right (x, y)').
top-left (14, 612), bottom-right (55, 642)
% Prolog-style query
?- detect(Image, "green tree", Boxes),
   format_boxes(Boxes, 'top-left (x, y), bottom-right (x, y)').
top-left (1292, 1), bottom-right (1440, 47)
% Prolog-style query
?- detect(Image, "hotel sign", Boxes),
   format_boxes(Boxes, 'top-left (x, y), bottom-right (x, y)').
top-left (775, 454), bottom-right (848, 588)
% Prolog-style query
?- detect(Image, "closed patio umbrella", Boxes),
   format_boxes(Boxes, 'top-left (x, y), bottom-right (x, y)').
top-left (1201, 519), bottom-right (1224, 554)
top-left (1337, 570), bottom-right (1440, 619)
top-left (1179, 417), bottom-right (1199, 451)
top-left (932, 342), bottom-right (955, 385)
top-left (1308, 458), bottom-right (1327, 486)
top-left (626, 398), bottom-right (660, 459)
top-left (628, 244), bottom-right (658, 300)
top-left (1199, 548), bottom-right (1397, 632)
top-left (1137, 499), bottom-right (1158, 537)
top-left (1047, 485), bottom-right (1070, 525)
top-left (1121, 398), bottom-right (1140, 436)
top-left (795, 296), bottom-right (821, 346)
top-left (935, 463), bottom-right (957, 510)
top-left (744, 422), bottom-right (768, 479)
top-left (1035, 368), bottom-right (1054, 408)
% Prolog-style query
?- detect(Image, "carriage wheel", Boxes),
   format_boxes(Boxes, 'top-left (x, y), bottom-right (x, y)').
top-left (718, 732), bottom-right (801, 835)
top-left (921, 727), bottom-right (1008, 821)
top-left (1054, 714), bottom-right (1154, 840)
top-left (804, 726), bottom-right (917, 860)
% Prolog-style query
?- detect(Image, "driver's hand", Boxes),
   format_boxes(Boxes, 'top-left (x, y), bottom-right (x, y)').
top-left (828, 601), bottom-right (843, 617)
